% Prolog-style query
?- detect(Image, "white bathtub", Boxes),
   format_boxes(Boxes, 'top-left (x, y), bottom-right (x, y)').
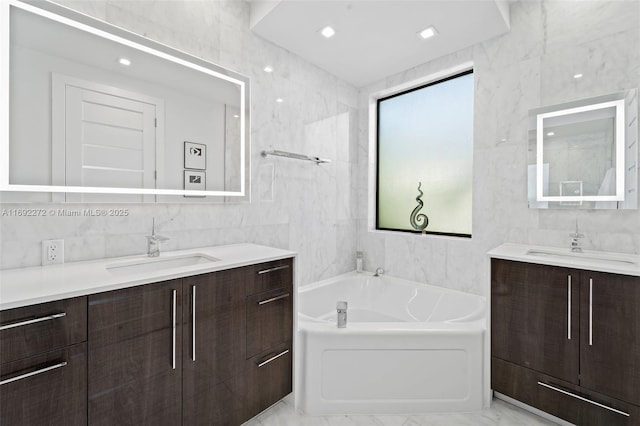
top-left (295, 271), bottom-right (486, 415)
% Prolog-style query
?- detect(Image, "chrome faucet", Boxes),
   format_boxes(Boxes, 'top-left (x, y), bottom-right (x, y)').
top-left (570, 219), bottom-right (584, 253)
top-left (146, 218), bottom-right (169, 257)
top-left (336, 301), bottom-right (348, 328)
top-left (374, 267), bottom-right (384, 277)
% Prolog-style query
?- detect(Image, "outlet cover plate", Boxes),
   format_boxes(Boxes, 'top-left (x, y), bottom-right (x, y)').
top-left (42, 239), bottom-right (64, 265)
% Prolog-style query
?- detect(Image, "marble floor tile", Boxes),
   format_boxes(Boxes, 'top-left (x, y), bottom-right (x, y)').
top-left (243, 395), bottom-right (561, 426)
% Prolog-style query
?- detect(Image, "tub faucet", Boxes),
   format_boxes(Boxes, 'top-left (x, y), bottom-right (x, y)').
top-left (146, 218), bottom-right (169, 257)
top-left (336, 301), bottom-right (348, 328)
top-left (570, 219), bottom-right (584, 253)
top-left (374, 267), bottom-right (384, 277)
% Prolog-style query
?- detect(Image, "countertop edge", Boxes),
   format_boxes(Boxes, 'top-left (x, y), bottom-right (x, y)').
top-left (0, 244), bottom-right (297, 310)
top-left (487, 243), bottom-right (640, 277)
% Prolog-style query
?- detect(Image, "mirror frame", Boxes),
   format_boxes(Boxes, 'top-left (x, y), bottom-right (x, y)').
top-left (0, 0), bottom-right (250, 198)
top-left (534, 98), bottom-right (626, 204)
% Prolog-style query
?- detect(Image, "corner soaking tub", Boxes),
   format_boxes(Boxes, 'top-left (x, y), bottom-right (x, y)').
top-left (295, 271), bottom-right (486, 415)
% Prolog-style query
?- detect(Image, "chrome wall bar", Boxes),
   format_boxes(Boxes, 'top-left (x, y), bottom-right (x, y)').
top-left (261, 150), bottom-right (331, 164)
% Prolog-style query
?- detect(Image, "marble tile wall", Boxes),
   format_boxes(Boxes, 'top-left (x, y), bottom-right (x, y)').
top-left (2, 0), bottom-right (638, 301)
top-left (356, 0), bottom-right (640, 296)
top-left (0, 0), bottom-right (359, 288)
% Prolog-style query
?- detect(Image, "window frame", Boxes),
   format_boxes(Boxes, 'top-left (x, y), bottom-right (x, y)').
top-left (375, 68), bottom-right (474, 238)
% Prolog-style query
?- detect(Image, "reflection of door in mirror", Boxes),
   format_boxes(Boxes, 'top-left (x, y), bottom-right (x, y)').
top-left (52, 76), bottom-right (164, 202)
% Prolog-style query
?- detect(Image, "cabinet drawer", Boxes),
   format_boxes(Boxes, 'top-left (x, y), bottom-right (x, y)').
top-left (0, 343), bottom-right (87, 426)
top-left (246, 288), bottom-right (292, 359)
top-left (493, 357), bottom-right (638, 426)
top-left (245, 343), bottom-right (292, 420)
top-left (0, 297), bottom-right (87, 364)
top-left (246, 258), bottom-right (293, 296)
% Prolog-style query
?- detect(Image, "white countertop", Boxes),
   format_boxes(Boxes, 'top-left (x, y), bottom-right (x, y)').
top-left (0, 244), bottom-right (296, 310)
top-left (488, 243), bottom-right (640, 277)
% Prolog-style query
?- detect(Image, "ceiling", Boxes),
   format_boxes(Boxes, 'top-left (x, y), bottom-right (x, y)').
top-left (250, 0), bottom-right (510, 88)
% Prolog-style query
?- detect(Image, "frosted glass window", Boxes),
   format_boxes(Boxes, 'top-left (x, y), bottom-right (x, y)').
top-left (376, 70), bottom-right (473, 237)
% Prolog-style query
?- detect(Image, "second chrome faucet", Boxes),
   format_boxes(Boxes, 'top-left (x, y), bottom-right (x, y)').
top-left (146, 218), bottom-right (169, 257)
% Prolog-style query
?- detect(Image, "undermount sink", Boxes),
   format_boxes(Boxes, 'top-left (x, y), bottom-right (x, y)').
top-left (525, 248), bottom-right (638, 266)
top-left (106, 253), bottom-right (220, 275)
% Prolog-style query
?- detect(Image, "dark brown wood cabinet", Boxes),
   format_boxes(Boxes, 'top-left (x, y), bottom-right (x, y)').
top-left (0, 297), bottom-right (87, 426)
top-left (579, 271), bottom-right (640, 407)
top-left (182, 267), bottom-right (248, 426)
top-left (491, 259), bottom-right (579, 383)
top-left (0, 344), bottom-right (87, 426)
top-left (245, 258), bottom-right (294, 420)
top-left (491, 258), bottom-right (640, 426)
top-left (88, 279), bottom-right (183, 426)
top-left (1, 256), bottom-right (294, 426)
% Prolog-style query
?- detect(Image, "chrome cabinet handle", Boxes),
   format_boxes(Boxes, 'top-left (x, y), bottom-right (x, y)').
top-left (537, 382), bottom-right (629, 417)
top-left (257, 349), bottom-right (289, 367)
top-left (0, 313), bottom-right (66, 331)
top-left (172, 289), bottom-right (177, 370)
top-left (567, 275), bottom-right (572, 340)
top-left (589, 278), bottom-right (593, 346)
top-left (0, 361), bottom-right (67, 386)
top-left (192, 286), bottom-right (196, 362)
top-left (257, 265), bottom-right (290, 275)
top-left (258, 293), bottom-right (290, 305)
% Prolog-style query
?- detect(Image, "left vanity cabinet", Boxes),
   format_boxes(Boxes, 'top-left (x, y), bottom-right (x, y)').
top-left (0, 249), bottom-right (295, 426)
top-left (0, 297), bottom-right (88, 426)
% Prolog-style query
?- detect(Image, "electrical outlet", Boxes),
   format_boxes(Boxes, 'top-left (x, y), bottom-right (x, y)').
top-left (42, 239), bottom-right (64, 265)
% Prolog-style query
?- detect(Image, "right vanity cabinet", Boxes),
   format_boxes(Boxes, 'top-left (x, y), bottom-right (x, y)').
top-left (491, 259), bottom-right (640, 426)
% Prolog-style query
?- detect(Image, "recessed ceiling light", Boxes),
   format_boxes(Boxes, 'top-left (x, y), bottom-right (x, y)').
top-left (547, 131), bottom-right (555, 136)
top-left (418, 26), bottom-right (438, 40)
top-left (573, 73), bottom-right (583, 79)
top-left (118, 57), bottom-right (131, 66)
top-left (320, 26), bottom-right (336, 39)
top-left (276, 98), bottom-right (284, 103)
top-left (263, 66), bottom-right (273, 73)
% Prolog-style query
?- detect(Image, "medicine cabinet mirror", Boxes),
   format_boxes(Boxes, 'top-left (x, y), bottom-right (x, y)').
top-left (528, 89), bottom-right (638, 209)
top-left (1, 0), bottom-right (250, 202)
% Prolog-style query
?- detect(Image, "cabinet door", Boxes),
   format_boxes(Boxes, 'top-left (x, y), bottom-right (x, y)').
top-left (580, 271), bottom-right (640, 406)
top-left (245, 343), bottom-right (292, 420)
top-left (0, 343), bottom-right (86, 426)
top-left (182, 268), bottom-right (248, 426)
top-left (0, 296), bottom-right (86, 364)
top-left (88, 280), bottom-right (182, 426)
top-left (491, 259), bottom-right (579, 383)
top-left (246, 288), bottom-right (293, 359)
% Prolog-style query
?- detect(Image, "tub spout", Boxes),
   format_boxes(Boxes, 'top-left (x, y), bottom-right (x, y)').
top-left (374, 267), bottom-right (384, 277)
top-left (336, 301), bottom-right (348, 328)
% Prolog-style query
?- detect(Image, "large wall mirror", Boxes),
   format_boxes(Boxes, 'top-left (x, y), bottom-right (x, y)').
top-left (528, 89), bottom-right (638, 209)
top-left (0, 0), bottom-right (250, 202)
